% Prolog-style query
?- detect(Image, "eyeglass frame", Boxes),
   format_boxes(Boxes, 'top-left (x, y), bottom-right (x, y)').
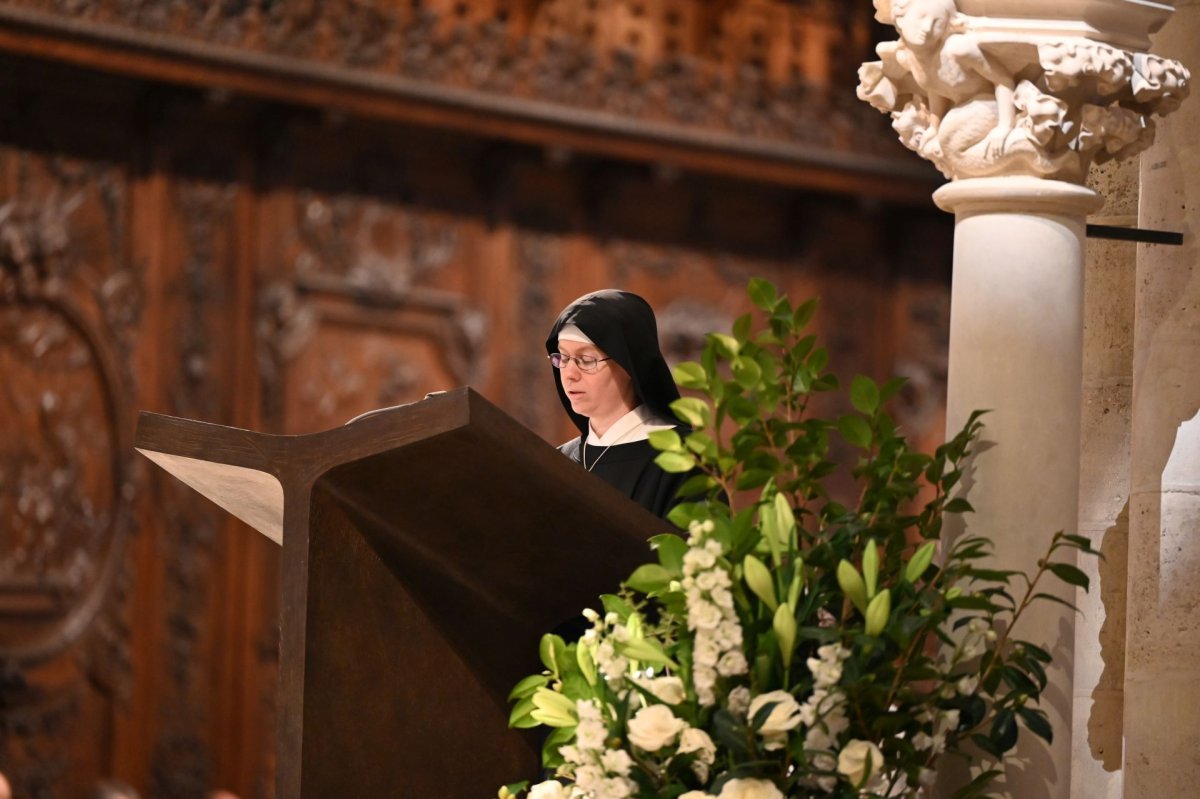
top-left (548, 352), bottom-right (614, 373)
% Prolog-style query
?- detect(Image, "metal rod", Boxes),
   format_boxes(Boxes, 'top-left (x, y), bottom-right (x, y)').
top-left (1086, 224), bottom-right (1184, 245)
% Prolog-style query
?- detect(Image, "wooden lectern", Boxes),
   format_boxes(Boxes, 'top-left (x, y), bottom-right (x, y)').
top-left (134, 388), bottom-right (672, 798)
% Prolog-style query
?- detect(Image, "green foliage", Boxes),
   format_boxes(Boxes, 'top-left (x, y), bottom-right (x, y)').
top-left (501, 279), bottom-right (1100, 799)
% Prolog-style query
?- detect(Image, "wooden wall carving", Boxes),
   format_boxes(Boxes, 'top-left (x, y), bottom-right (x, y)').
top-left (260, 190), bottom-right (486, 433)
top-left (0, 0), bottom-right (920, 186)
top-left (0, 151), bottom-right (137, 798)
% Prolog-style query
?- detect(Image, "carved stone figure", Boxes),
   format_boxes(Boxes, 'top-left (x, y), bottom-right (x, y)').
top-left (858, 0), bottom-right (1190, 181)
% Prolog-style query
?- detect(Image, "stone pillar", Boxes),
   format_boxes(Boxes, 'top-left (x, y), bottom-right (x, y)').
top-left (856, 1), bottom-right (1191, 797)
top-left (1124, 2), bottom-right (1200, 794)
top-left (932, 178), bottom-right (1101, 799)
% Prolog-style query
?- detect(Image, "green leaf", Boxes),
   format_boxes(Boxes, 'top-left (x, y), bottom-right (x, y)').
top-left (684, 431), bottom-right (716, 457)
top-left (508, 674), bottom-right (549, 701)
top-left (648, 428), bottom-right (683, 453)
top-left (541, 726), bottom-right (574, 767)
top-left (808, 346), bottom-right (829, 373)
top-left (508, 696), bottom-right (538, 728)
top-left (667, 502), bottom-right (705, 530)
top-left (949, 769), bottom-right (1003, 799)
top-left (625, 563), bottom-right (673, 594)
top-left (790, 335), bottom-right (815, 363)
top-left (651, 534), bottom-right (688, 574)
top-left (837, 415), bottom-right (873, 449)
top-left (748, 277), bottom-right (778, 310)
top-left (732, 356), bottom-right (763, 389)
top-left (673, 361), bottom-right (708, 390)
top-left (735, 469), bottom-right (774, 490)
top-left (617, 637), bottom-right (680, 669)
top-left (677, 474), bottom-right (718, 497)
top-left (970, 732), bottom-right (1003, 759)
top-left (850, 375), bottom-right (880, 416)
top-left (539, 634), bottom-right (566, 674)
top-left (1047, 562), bottom-right (1090, 591)
top-left (600, 594), bottom-right (634, 621)
top-left (1031, 591), bottom-right (1081, 614)
top-left (1018, 707), bottom-right (1054, 743)
top-left (1017, 641), bottom-right (1052, 663)
top-left (990, 708), bottom-right (1018, 753)
top-left (879, 376), bottom-right (908, 402)
top-left (655, 451), bottom-right (697, 473)
top-left (733, 312), bottom-right (752, 342)
top-left (670, 397), bottom-right (711, 429)
top-left (944, 497), bottom-right (975, 514)
top-left (710, 333), bottom-right (740, 358)
top-left (793, 298), bottom-right (818, 330)
top-left (1001, 666), bottom-right (1038, 695)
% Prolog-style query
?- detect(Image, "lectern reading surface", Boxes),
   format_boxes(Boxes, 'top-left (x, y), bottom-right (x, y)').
top-left (135, 388), bottom-right (673, 798)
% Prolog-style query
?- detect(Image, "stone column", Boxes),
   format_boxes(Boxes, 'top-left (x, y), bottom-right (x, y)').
top-left (1124, 2), bottom-right (1200, 794)
top-left (857, 1), bottom-right (1191, 797)
top-left (933, 177), bottom-right (1101, 799)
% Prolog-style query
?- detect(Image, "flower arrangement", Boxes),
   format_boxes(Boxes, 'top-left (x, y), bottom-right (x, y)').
top-left (502, 279), bottom-right (1096, 799)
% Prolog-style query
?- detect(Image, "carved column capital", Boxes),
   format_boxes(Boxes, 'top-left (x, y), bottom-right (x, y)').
top-left (857, 0), bottom-right (1190, 182)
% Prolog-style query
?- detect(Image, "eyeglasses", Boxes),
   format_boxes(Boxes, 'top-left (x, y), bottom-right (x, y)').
top-left (549, 352), bottom-right (613, 373)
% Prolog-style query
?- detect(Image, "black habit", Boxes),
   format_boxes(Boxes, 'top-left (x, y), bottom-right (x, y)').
top-left (545, 290), bottom-right (693, 519)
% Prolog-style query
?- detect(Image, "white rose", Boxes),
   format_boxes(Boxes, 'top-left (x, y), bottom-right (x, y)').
top-left (636, 675), bottom-right (686, 705)
top-left (678, 727), bottom-right (717, 764)
top-left (716, 777), bottom-right (785, 799)
top-left (678, 726), bottom-right (717, 782)
top-left (679, 793), bottom-right (710, 799)
top-left (837, 739), bottom-right (885, 787)
top-left (626, 704), bottom-right (687, 752)
top-left (748, 690), bottom-right (803, 750)
top-left (529, 780), bottom-right (568, 799)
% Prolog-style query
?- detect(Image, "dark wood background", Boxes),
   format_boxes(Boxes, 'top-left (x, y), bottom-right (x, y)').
top-left (0, 1), bottom-right (953, 796)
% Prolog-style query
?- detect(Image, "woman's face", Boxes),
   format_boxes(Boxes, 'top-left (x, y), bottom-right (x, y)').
top-left (557, 339), bottom-right (638, 433)
top-left (895, 0), bottom-right (952, 50)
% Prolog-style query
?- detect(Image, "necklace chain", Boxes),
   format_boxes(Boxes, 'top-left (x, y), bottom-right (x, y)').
top-left (583, 425), bottom-right (636, 472)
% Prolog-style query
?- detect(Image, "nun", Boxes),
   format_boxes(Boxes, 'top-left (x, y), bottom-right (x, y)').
top-left (545, 289), bottom-right (694, 518)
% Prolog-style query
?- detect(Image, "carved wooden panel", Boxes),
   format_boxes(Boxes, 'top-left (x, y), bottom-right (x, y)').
top-left (0, 148), bottom-right (137, 799)
top-left (0, 0), bottom-right (899, 163)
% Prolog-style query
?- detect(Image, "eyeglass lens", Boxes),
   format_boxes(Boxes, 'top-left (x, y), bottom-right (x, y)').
top-left (550, 353), bottom-right (600, 372)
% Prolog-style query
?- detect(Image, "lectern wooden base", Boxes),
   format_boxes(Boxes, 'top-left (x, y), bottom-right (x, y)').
top-left (135, 388), bottom-right (671, 798)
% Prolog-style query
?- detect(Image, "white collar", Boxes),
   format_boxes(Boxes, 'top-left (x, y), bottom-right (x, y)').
top-left (587, 405), bottom-right (676, 446)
